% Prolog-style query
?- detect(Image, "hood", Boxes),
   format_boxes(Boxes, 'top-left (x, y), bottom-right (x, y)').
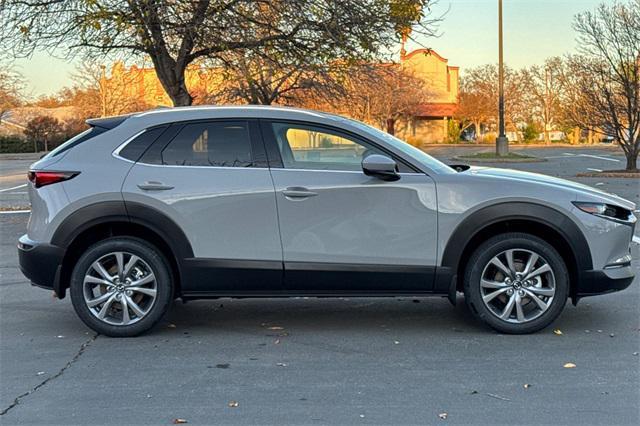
top-left (466, 166), bottom-right (636, 211)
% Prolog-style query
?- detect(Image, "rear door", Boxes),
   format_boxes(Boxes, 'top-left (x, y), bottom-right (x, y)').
top-left (121, 119), bottom-right (283, 293)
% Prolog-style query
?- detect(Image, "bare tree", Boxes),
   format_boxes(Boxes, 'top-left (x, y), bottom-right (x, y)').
top-left (1, 0), bottom-right (439, 107)
top-left (0, 64), bottom-right (24, 126)
top-left (454, 64), bottom-right (527, 140)
top-left (23, 115), bottom-right (63, 152)
top-left (522, 57), bottom-right (565, 144)
top-left (565, 0), bottom-right (640, 170)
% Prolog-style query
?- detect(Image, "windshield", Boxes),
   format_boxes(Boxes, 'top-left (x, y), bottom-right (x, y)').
top-left (338, 117), bottom-right (456, 175)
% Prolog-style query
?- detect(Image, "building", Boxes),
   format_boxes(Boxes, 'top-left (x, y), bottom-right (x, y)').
top-left (398, 49), bottom-right (459, 143)
top-left (100, 49), bottom-right (459, 143)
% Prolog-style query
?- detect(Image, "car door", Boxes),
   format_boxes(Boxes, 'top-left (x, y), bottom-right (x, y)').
top-left (121, 119), bottom-right (283, 293)
top-left (262, 120), bottom-right (438, 292)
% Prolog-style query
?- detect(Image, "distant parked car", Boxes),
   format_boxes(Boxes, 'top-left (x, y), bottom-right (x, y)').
top-left (19, 106), bottom-right (636, 336)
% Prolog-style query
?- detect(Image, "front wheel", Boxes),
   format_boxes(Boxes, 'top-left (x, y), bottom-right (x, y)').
top-left (463, 233), bottom-right (569, 334)
top-left (70, 237), bottom-right (173, 337)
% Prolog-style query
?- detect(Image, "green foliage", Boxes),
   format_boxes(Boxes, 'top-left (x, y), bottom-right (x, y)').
top-left (446, 119), bottom-right (461, 144)
top-left (0, 136), bottom-right (32, 153)
top-left (522, 122), bottom-right (540, 143)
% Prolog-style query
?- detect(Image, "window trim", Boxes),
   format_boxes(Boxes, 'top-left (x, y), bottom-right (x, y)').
top-left (260, 119), bottom-right (420, 174)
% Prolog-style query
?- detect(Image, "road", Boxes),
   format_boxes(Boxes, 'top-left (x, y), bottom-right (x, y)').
top-left (0, 146), bottom-right (639, 425)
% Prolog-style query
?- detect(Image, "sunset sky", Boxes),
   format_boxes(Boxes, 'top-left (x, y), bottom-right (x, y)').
top-left (12, 0), bottom-right (604, 97)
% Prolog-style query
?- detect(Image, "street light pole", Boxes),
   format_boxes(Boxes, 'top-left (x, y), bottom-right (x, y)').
top-left (496, 0), bottom-right (509, 156)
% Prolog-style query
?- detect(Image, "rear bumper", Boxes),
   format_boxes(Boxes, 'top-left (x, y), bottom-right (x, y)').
top-left (576, 266), bottom-right (635, 298)
top-left (18, 235), bottom-right (65, 296)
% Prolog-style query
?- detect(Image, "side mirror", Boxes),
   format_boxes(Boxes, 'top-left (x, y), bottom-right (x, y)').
top-left (362, 154), bottom-right (400, 181)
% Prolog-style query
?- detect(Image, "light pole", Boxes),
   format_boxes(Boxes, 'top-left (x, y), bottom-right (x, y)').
top-left (496, 0), bottom-right (509, 156)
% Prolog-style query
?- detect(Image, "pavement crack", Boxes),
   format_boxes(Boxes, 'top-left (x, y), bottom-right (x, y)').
top-left (0, 333), bottom-right (99, 416)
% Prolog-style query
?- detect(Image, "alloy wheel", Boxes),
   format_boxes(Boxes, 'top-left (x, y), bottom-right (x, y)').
top-left (479, 248), bottom-right (556, 323)
top-left (82, 251), bottom-right (158, 326)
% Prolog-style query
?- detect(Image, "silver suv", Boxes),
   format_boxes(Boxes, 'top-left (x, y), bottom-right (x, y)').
top-left (18, 106), bottom-right (636, 336)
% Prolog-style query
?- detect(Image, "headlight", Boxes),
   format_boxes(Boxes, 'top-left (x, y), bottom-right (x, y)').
top-left (573, 201), bottom-right (636, 224)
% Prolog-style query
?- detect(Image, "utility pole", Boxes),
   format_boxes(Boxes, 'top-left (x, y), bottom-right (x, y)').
top-left (496, 0), bottom-right (509, 156)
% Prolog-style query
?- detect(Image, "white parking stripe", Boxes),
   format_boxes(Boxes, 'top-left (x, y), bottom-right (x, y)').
top-left (0, 210), bottom-right (30, 214)
top-left (578, 154), bottom-right (620, 162)
top-left (0, 184), bottom-right (27, 193)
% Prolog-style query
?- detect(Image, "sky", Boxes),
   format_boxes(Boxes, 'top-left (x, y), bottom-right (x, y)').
top-left (12, 0), bottom-right (604, 97)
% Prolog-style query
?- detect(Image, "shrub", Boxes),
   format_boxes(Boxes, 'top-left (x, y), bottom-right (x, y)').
top-left (0, 136), bottom-right (34, 153)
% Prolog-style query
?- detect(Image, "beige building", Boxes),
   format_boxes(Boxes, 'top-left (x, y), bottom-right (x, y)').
top-left (398, 49), bottom-right (459, 142)
top-left (100, 48), bottom-right (459, 143)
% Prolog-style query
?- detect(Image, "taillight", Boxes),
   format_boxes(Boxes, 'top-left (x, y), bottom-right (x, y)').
top-left (28, 171), bottom-right (79, 188)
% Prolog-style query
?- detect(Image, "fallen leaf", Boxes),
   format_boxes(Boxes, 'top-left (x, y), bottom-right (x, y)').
top-left (267, 326), bottom-right (284, 330)
top-left (56, 335), bottom-right (65, 339)
top-left (276, 362), bottom-right (287, 367)
top-left (470, 390), bottom-right (478, 395)
top-left (609, 333), bottom-right (615, 338)
top-left (274, 339), bottom-right (280, 345)
top-left (523, 384), bottom-right (531, 389)
top-left (563, 362), bottom-right (577, 368)
top-left (359, 414), bottom-right (365, 418)
top-left (215, 363), bottom-right (230, 369)
top-left (228, 401), bottom-right (239, 408)
top-left (438, 412), bottom-right (448, 420)
top-left (168, 324), bottom-right (177, 329)
top-left (393, 341), bottom-right (400, 345)
top-left (553, 329), bottom-right (563, 335)
top-left (36, 371), bottom-right (45, 376)
top-left (172, 419), bottom-right (188, 424)
top-left (146, 394), bottom-right (152, 398)
top-left (632, 352), bottom-right (638, 356)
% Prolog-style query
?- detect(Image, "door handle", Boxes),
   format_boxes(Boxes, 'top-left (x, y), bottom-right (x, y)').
top-left (282, 187), bottom-right (318, 199)
top-left (137, 181), bottom-right (174, 191)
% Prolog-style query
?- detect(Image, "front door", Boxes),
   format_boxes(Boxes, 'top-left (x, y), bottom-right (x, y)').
top-left (262, 121), bottom-right (438, 292)
top-left (122, 119), bottom-right (282, 293)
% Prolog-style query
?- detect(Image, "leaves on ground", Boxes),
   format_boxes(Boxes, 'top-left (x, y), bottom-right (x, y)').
top-left (228, 401), bottom-right (239, 408)
top-left (438, 412), bottom-right (448, 420)
top-left (553, 329), bottom-right (563, 335)
top-left (276, 362), bottom-right (288, 367)
top-left (172, 419), bottom-right (188, 424)
top-left (563, 362), bottom-right (577, 368)
top-left (267, 326), bottom-right (284, 330)
top-left (167, 324), bottom-right (177, 329)
top-left (523, 383), bottom-right (531, 389)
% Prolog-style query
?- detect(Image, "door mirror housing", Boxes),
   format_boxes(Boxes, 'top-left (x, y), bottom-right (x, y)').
top-left (362, 154), bottom-right (400, 181)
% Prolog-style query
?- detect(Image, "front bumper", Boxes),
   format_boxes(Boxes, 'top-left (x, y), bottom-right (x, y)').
top-left (18, 234), bottom-right (65, 296)
top-left (576, 265), bottom-right (635, 299)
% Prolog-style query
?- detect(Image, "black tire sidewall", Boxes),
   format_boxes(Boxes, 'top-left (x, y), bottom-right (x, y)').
top-left (70, 237), bottom-right (173, 337)
top-left (464, 233), bottom-right (568, 334)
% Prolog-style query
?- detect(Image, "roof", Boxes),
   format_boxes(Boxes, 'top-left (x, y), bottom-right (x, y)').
top-left (415, 103), bottom-right (458, 118)
top-left (402, 48), bottom-right (450, 63)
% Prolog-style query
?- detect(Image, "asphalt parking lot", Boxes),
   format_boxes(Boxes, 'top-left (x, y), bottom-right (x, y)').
top-left (0, 145), bottom-right (639, 425)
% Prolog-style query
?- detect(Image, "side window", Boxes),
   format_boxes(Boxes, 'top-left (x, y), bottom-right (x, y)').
top-left (271, 122), bottom-right (384, 171)
top-left (119, 126), bottom-right (167, 162)
top-left (161, 121), bottom-right (253, 167)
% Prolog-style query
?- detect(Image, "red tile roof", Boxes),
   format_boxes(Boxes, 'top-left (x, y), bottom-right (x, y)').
top-left (415, 103), bottom-right (458, 118)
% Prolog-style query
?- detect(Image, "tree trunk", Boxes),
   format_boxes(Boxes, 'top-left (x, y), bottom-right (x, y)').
top-left (625, 146), bottom-right (638, 171)
top-left (168, 85), bottom-right (193, 107)
top-left (386, 118), bottom-right (395, 135)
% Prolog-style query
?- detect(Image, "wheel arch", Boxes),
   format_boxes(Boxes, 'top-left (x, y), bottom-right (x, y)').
top-left (442, 202), bottom-right (592, 303)
top-left (52, 201), bottom-right (192, 299)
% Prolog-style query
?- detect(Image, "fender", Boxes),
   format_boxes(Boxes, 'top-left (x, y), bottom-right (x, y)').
top-left (441, 201), bottom-right (593, 274)
top-left (51, 200), bottom-right (194, 260)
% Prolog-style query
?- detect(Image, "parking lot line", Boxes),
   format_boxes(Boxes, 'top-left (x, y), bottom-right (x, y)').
top-left (0, 184), bottom-right (27, 193)
top-left (0, 210), bottom-right (30, 214)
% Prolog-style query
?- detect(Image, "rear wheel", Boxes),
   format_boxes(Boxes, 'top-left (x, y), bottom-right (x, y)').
top-left (70, 237), bottom-right (173, 337)
top-left (463, 233), bottom-right (568, 334)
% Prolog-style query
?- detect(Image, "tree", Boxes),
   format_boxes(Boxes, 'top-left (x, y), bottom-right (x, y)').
top-left (23, 116), bottom-right (63, 152)
top-left (0, 65), bottom-right (24, 126)
top-left (454, 64), bottom-right (527, 141)
top-left (329, 65), bottom-right (432, 135)
top-left (522, 57), bottom-right (564, 144)
top-left (2, 0), bottom-right (438, 107)
top-left (565, 1), bottom-right (640, 170)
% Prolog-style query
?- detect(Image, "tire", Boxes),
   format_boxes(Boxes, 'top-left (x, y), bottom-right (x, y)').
top-left (463, 232), bottom-right (568, 334)
top-left (70, 237), bottom-right (173, 337)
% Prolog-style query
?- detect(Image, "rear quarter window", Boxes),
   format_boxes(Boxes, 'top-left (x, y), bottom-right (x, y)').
top-left (118, 126), bottom-right (168, 162)
top-left (45, 127), bottom-right (106, 158)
